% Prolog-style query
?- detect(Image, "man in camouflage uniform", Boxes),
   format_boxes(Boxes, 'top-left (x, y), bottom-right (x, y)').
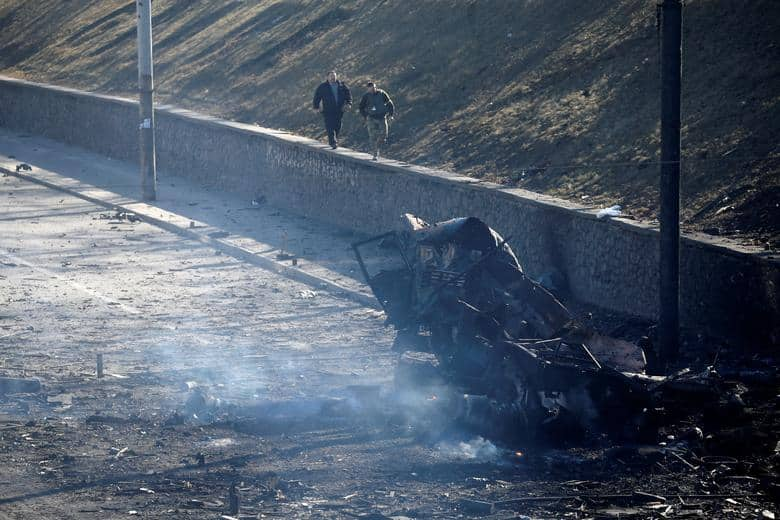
top-left (358, 81), bottom-right (395, 160)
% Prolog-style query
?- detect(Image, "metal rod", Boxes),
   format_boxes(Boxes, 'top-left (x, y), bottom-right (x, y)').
top-left (578, 343), bottom-right (602, 371)
top-left (658, 0), bottom-right (682, 369)
top-left (136, 0), bottom-right (157, 201)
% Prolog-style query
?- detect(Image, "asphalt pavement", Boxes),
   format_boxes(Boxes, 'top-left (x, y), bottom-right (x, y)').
top-left (0, 126), bottom-right (396, 404)
top-left (0, 127), bottom-right (381, 308)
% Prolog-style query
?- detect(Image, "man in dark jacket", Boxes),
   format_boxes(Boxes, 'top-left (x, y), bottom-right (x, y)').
top-left (358, 81), bottom-right (394, 160)
top-left (312, 71), bottom-right (352, 149)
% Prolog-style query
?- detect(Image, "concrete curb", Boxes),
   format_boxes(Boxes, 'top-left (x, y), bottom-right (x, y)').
top-left (1, 165), bottom-right (381, 311)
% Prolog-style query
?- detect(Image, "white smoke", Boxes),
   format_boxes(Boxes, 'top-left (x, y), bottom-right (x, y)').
top-left (436, 436), bottom-right (500, 462)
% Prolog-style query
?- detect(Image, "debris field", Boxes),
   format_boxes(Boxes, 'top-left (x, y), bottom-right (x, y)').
top-left (0, 170), bottom-right (778, 519)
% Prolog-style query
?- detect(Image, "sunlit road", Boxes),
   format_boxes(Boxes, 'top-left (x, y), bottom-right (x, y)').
top-left (0, 168), bottom-right (394, 403)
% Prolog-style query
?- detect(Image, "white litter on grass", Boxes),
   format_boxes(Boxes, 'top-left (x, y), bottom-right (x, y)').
top-left (597, 205), bottom-right (622, 219)
top-left (297, 289), bottom-right (317, 299)
top-left (436, 436), bottom-right (500, 462)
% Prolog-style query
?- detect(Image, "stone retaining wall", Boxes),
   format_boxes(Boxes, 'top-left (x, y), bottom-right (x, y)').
top-left (1, 75), bottom-right (776, 347)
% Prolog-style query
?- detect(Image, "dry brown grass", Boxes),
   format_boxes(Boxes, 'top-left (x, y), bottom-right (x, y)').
top-left (0, 0), bottom-right (778, 242)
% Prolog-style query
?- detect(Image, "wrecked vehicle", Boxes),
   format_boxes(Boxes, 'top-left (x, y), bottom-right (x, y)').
top-left (353, 215), bottom-right (724, 443)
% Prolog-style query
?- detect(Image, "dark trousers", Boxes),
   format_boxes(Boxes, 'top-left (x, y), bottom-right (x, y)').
top-left (323, 112), bottom-right (343, 147)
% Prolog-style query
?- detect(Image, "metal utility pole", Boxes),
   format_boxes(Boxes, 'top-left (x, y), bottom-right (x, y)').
top-left (136, 0), bottom-right (157, 201)
top-left (658, 0), bottom-right (682, 368)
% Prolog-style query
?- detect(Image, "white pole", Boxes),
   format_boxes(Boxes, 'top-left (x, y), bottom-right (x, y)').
top-left (136, 0), bottom-right (156, 201)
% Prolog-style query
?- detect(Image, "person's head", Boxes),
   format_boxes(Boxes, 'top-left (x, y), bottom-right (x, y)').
top-left (366, 81), bottom-right (376, 93)
top-left (327, 71), bottom-right (337, 83)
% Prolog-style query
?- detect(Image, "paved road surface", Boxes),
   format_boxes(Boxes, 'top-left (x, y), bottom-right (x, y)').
top-left (0, 128), bottom-right (396, 402)
top-left (0, 129), bottom-right (419, 518)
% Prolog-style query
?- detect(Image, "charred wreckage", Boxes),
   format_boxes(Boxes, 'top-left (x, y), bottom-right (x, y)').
top-left (353, 214), bottom-right (739, 444)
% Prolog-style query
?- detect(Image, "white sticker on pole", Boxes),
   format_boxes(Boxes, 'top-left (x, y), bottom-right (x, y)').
top-left (139, 118), bottom-right (152, 129)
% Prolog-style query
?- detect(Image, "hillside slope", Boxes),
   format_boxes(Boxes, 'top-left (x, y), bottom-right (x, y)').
top-left (0, 0), bottom-right (778, 244)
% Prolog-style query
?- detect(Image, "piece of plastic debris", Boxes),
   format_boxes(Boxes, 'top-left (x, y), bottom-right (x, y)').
top-left (597, 205), bottom-right (622, 218)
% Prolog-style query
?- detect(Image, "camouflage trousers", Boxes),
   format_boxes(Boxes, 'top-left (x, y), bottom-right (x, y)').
top-left (366, 117), bottom-right (388, 152)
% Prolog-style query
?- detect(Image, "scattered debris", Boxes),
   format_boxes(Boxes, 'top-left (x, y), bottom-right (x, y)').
top-left (85, 414), bottom-right (132, 425)
top-left (0, 376), bottom-right (41, 394)
top-left (113, 446), bottom-right (134, 459)
top-left (597, 204), bottom-right (623, 218)
top-left (15, 163), bottom-right (32, 172)
top-left (96, 210), bottom-right (141, 223)
top-left (0, 191), bottom-right (774, 519)
top-left (184, 387), bottom-right (224, 420)
top-left (459, 497), bottom-right (495, 515)
top-left (207, 438), bottom-right (236, 448)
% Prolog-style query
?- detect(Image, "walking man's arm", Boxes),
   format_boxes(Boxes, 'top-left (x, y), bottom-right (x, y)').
top-left (343, 84), bottom-right (353, 110)
top-left (313, 84), bottom-right (322, 111)
top-left (383, 91), bottom-right (395, 117)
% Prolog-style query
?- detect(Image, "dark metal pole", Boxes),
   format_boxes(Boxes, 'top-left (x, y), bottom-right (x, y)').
top-left (659, 0), bottom-right (682, 367)
top-left (136, 0), bottom-right (157, 201)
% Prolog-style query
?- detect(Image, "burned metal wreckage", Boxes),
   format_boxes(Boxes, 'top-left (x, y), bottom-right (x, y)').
top-left (353, 214), bottom-right (730, 444)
